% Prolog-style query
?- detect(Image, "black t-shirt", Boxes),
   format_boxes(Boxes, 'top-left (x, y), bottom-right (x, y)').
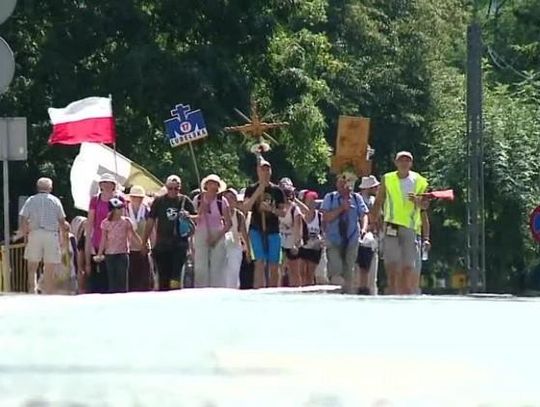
top-left (149, 194), bottom-right (196, 250)
top-left (244, 182), bottom-right (285, 234)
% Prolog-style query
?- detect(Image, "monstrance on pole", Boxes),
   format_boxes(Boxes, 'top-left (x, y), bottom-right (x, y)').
top-left (224, 99), bottom-right (289, 155)
top-left (224, 98), bottom-right (289, 238)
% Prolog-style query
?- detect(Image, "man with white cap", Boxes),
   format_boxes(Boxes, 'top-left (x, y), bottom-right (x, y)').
top-left (371, 151), bottom-right (428, 295)
top-left (141, 175), bottom-right (196, 290)
top-left (243, 157), bottom-right (286, 288)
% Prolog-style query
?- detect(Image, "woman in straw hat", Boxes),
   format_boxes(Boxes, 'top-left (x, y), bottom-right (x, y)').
top-left (193, 174), bottom-right (233, 287)
top-left (86, 173), bottom-right (125, 293)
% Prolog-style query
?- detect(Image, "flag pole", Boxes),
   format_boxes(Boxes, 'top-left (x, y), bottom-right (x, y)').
top-left (108, 94), bottom-right (120, 188)
top-left (188, 141), bottom-right (201, 186)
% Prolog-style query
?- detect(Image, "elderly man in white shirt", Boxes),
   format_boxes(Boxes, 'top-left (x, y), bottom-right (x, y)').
top-left (19, 177), bottom-right (67, 294)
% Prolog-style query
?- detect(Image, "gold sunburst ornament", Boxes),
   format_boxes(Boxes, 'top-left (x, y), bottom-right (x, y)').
top-left (224, 99), bottom-right (289, 156)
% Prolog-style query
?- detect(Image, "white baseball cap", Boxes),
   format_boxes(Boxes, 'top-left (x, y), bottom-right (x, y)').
top-left (395, 151), bottom-right (413, 161)
top-left (165, 175), bottom-right (181, 185)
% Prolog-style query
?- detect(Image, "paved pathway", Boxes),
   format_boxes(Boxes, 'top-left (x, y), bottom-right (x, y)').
top-left (0, 288), bottom-right (538, 406)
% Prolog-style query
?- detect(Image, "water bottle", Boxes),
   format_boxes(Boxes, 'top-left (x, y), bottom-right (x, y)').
top-left (183, 255), bottom-right (194, 288)
top-left (421, 241), bottom-right (429, 261)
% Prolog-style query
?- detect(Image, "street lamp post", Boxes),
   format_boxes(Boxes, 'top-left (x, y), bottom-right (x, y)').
top-left (466, 5), bottom-right (486, 293)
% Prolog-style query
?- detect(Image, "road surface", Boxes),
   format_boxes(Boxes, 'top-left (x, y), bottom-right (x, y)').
top-left (0, 287), bottom-right (538, 406)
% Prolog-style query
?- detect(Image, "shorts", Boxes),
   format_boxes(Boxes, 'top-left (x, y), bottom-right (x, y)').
top-left (298, 247), bottom-right (322, 264)
top-left (24, 229), bottom-right (61, 264)
top-left (249, 229), bottom-right (281, 264)
top-left (283, 248), bottom-right (300, 261)
top-left (383, 224), bottom-right (417, 269)
top-left (356, 245), bottom-right (374, 269)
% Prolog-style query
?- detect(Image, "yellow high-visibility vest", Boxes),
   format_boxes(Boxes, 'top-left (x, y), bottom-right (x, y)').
top-left (383, 171), bottom-right (428, 230)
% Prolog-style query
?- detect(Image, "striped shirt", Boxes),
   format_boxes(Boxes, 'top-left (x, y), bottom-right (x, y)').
top-left (19, 193), bottom-right (66, 232)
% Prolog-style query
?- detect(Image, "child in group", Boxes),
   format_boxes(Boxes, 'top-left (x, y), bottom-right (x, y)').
top-left (97, 198), bottom-right (142, 293)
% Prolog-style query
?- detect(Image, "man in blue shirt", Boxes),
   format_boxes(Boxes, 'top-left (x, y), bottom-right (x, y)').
top-left (321, 172), bottom-right (369, 294)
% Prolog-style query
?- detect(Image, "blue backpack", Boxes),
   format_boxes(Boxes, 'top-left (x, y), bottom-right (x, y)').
top-left (177, 197), bottom-right (195, 238)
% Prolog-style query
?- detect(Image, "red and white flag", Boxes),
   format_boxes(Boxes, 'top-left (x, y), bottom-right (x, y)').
top-left (423, 189), bottom-right (455, 201)
top-left (48, 97), bottom-right (116, 145)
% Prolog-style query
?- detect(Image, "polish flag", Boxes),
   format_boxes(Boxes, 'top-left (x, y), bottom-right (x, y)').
top-left (48, 97), bottom-right (116, 145)
top-left (422, 189), bottom-right (455, 201)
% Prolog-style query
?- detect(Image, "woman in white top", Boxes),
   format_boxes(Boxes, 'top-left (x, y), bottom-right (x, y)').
top-left (279, 180), bottom-right (303, 287)
top-left (221, 188), bottom-right (251, 288)
top-left (298, 191), bottom-right (324, 286)
top-left (126, 185), bottom-right (152, 291)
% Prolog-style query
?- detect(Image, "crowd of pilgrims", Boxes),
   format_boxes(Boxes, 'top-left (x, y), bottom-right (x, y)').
top-left (37, 164), bottom-right (384, 295)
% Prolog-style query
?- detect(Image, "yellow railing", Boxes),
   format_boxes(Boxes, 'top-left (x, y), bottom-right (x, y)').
top-left (0, 244), bottom-right (28, 292)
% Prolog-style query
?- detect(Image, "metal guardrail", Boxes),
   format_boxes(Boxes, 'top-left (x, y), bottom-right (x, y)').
top-left (0, 243), bottom-right (28, 292)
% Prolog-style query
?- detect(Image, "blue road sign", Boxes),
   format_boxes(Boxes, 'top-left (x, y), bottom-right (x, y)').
top-left (164, 104), bottom-right (208, 148)
top-left (530, 206), bottom-right (540, 243)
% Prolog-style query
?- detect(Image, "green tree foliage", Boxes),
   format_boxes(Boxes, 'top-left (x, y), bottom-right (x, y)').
top-left (0, 0), bottom-right (539, 291)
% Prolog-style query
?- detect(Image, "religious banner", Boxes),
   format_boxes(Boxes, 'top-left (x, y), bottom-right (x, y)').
top-left (330, 115), bottom-right (372, 177)
top-left (70, 142), bottom-right (162, 211)
top-left (164, 104), bottom-right (208, 148)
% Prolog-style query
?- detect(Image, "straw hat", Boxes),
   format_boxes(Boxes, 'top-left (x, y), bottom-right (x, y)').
top-left (129, 185), bottom-right (146, 197)
top-left (224, 187), bottom-right (238, 197)
top-left (358, 175), bottom-right (380, 190)
top-left (279, 177), bottom-right (294, 189)
top-left (98, 173), bottom-right (117, 185)
top-left (200, 174), bottom-right (227, 193)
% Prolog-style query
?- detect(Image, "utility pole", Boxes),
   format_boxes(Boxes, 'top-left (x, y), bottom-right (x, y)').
top-left (466, 16), bottom-right (486, 292)
top-left (0, 0), bottom-right (24, 292)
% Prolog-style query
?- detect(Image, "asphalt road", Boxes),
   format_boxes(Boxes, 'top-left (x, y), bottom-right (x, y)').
top-left (0, 287), bottom-right (538, 406)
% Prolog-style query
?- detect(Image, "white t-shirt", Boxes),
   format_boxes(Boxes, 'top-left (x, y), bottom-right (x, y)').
top-left (399, 173), bottom-right (416, 199)
top-left (279, 204), bottom-right (301, 249)
top-left (229, 209), bottom-right (242, 248)
top-left (303, 210), bottom-right (323, 250)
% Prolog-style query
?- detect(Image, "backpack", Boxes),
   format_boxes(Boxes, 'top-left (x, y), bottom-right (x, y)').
top-left (177, 196), bottom-right (195, 238)
top-left (329, 191), bottom-right (363, 215)
top-left (194, 194), bottom-right (224, 216)
top-left (302, 211), bottom-right (323, 242)
top-left (325, 192), bottom-right (365, 242)
top-left (232, 208), bottom-right (244, 233)
top-left (302, 211), bottom-right (323, 250)
top-left (194, 194), bottom-right (242, 231)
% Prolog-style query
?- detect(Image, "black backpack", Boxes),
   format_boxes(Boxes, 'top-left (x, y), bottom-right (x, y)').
top-left (302, 211), bottom-right (323, 243)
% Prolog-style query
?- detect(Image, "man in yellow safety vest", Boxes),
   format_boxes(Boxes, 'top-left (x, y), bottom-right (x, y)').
top-left (371, 151), bottom-right (428, 294)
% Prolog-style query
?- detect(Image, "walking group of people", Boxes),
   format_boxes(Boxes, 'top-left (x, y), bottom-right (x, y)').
top-left (18, 150), bottom-right (431, 295)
